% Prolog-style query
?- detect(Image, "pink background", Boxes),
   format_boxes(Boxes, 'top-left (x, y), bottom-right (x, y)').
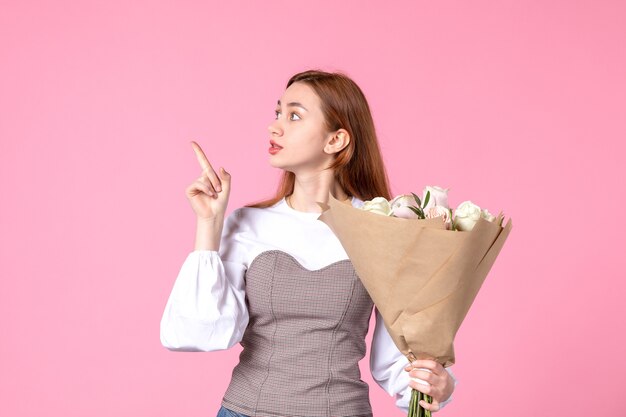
top-left (1, 1), bottom-right (624, 416)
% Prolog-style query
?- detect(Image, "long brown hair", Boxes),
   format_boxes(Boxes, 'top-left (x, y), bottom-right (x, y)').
top-left (245, 69), bottom-right (391, 208)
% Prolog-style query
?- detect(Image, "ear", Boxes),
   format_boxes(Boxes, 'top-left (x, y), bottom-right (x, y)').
top-left (324, 129), bottom-right (351, 155)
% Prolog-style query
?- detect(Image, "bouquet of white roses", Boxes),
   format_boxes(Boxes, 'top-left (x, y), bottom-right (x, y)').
top-left (363, 185), bottom-right (499, 231)
top-left (317, 186), bottom-right (512, 417)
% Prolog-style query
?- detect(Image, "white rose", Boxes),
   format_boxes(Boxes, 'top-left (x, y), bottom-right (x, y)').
top-left (389, 194), bottom-right (420, 219)
top-left (422, 185), bottom-right (450, 210)
top-left (453, 200), bottom-right (482, 231)
top-left (481, 208), bottom-right (496, 222)
top-left (361, 197), bottom-right (392, 216)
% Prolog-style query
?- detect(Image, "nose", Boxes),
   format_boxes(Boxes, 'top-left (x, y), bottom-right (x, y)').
top-left (268, 119), bottom-right (283, 136)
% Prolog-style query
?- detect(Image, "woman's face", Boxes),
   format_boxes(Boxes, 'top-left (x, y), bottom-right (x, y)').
top-left (267, 82), bottom-right (336, 173)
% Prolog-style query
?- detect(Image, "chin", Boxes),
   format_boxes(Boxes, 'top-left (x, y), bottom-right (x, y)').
top-left (269, 160), bottom-right (288, 170)
top-left (268, 161), bottom-right (295, 175)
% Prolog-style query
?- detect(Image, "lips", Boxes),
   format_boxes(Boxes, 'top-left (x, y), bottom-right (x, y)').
top-left (270, 139), bottom-right (283, 149)
top-left (268, 139), bottom-right (283, 155)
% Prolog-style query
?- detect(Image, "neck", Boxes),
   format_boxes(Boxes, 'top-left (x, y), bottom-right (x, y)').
top-left (287, 171), bottom-right (349, 213)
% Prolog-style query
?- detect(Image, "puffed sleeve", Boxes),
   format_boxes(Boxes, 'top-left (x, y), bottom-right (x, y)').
top-left (160, 209), bottom-right (249, 352)
top-left (370, 308), bottom-right (458, 411)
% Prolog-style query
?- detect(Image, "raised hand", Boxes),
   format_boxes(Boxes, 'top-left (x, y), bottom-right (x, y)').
top-left (185, 141), bottom-right (231, 221)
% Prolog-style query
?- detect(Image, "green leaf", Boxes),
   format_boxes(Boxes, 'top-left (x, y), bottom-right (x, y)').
top-left (407, 206), bottom-right (425, 219)
top-left (448, 208), bottom-right (456, 231)
top-left (423, 190), bottom-right (430, 208)
top-left (411, 192), bottom-right (422, 207)
top-left (407, 205), bottom-right (421, 216)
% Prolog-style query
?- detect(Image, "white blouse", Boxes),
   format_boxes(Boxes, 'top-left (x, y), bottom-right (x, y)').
top-left (160, 196), bottom-right (457, 412)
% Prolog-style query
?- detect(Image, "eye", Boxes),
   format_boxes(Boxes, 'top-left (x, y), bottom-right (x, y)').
top-left (274, 109), bottom-right (301, 121)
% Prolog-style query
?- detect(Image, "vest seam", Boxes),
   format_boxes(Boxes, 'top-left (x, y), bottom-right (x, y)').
top-left (253, 251), bottom-right (279, 415)
top-left (325, 270), bottom-right (357, 417)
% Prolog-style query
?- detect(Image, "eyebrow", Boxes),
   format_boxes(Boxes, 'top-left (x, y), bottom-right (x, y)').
top-left (276, 99), bottom-right (308, 112)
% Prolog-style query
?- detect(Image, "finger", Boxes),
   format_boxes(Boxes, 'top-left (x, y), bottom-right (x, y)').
top-left (191, 142), bottom-right (222, 193)
top-left (216, 167), bottom-right (232, 196)
top-left (203, 166), bottom-right (223, 193)
top-left (419, 399), bottom-right (441, 413)
top-left (404, 360), bottom-right (420, 371)
top-left (188, 181), bottom-right (215, 197)
top-left (410, 360), bottom-right (445, 375)
top-left (409, 366), bottom-right (434, 382)
top-left (409, 378), bottom-right (432, 394)
top-left (410, 369), bottom-right (438, 384)
top-left (218, 167), bottom-right (231, 186)
top-left (187, 181), bottom-right (214, 197)
top-left (191, 141), bottom-right (213, 171)
top-left (196, 177), bottom-right (218, 196)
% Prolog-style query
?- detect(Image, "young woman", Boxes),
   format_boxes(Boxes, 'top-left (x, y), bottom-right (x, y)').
top-left (160, 69), bottom-right (457, 417)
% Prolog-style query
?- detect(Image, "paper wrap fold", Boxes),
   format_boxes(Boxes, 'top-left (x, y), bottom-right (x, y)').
top-left (317, 193), bottom-right (512, 367)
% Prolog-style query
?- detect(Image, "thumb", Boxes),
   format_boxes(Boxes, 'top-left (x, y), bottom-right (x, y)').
top-left (219, 167), bottom-right (231, 187)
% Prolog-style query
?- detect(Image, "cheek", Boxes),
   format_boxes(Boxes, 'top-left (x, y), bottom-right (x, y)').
top-left (305, 139), bottom-right (328, 158)
top-left (292, 133), bottom-right (325, 154)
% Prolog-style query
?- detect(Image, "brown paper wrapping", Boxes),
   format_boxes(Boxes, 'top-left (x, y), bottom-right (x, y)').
top-left (317, 193), bottom-right (513, 368)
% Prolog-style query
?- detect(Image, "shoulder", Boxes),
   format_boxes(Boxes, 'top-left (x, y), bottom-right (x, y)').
top-left (224, 206), bottom-right (260, 230)
top-left (219, 205), bottom-right (280, 258)
top-left (224, 201), bottom-right (283, 232)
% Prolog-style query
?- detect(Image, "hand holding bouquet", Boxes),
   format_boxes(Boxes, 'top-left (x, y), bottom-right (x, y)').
top-left (317, 186), bottom-right (512, 417)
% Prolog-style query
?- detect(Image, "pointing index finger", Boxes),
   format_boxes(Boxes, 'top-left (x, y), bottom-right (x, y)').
top-left (190, 140), bottom-right (212, 171)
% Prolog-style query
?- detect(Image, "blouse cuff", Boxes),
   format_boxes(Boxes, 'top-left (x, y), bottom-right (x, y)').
top-left (160, 250), bottom-right (248, 351)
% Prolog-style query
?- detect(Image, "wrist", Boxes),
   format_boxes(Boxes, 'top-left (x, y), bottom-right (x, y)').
top-left (196, 213), bottom-right (224, 224)
top-left (194, 216), bottom-right (224, 251)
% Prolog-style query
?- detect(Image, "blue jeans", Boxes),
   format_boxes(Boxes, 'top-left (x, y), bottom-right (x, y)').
top-left (216, 404), bottom-right (250, 417)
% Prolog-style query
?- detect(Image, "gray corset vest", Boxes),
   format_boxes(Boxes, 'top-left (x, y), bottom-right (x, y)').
top-left (221, 250), bottom-right (375, 417)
